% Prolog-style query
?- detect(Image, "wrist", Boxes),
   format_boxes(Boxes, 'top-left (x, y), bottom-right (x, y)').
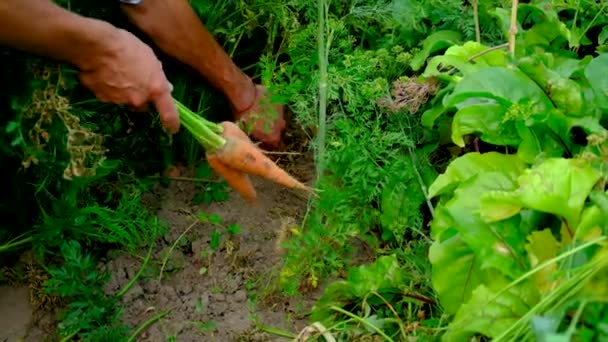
top-left (226, 77), bottom-right (258, 117)
top-left (59, 17), bottom-right (122, 71)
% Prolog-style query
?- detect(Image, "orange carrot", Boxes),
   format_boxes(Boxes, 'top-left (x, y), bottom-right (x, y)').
top-left (219, 121), bottom-right (251, 142)
top-left (208, 121), bottom-right (313, 193)
top-left (207, 153), bottom-right (257, 203)
top-left (175, 98), bottom-right (312, 198)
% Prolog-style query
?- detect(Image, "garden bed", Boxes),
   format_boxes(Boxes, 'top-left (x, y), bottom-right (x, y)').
top-left (2, 1), bottom-right (608, 341)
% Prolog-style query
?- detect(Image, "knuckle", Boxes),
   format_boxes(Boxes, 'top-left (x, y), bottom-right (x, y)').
top-left (150, 78), bottom-right (170, 98)
top-left (128, 93), bottom-right (146, 108)
top-left (149, 83), bottom-right (164, 97)
top-left (97, 95), bottom-right (110, 103)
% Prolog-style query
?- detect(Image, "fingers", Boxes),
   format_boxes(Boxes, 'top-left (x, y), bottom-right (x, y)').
top-left (128, 103), bottom-right (150, 113)
top-left (152, 85), bottom-right (180, 134)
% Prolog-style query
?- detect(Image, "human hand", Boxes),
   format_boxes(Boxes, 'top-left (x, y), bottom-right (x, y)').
top-left (233, 85), bottom-right (286, 150)
top-left (77, 29), bottom-right (179, 134)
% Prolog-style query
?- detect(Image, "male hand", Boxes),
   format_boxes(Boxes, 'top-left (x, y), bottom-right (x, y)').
top-left (234, 85), bottom-right (286, 150)
top-left (77, 29), bottom-right (180, 134)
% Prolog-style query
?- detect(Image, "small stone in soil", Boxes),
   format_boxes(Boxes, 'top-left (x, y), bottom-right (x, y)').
top-left (142, 280), bottom-right (160, 294)
top-left (122, 284), bottom-right (144, 303)
top-left (177, 283), bottom-right (193, 296)
top-left (191, 239), bottom-right (207, 258)
top-left (165, 319), bottom-right (186, 336)
top-left (234, 290), bottom-right (247, 303)
top-left (159, 285), bottom-right (179, 307)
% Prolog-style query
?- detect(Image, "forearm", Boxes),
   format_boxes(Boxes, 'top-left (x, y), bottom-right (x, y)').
top-left (120, 0), bottom-right (255, 113)
top-left (0, 0), bottom-right (118, 70)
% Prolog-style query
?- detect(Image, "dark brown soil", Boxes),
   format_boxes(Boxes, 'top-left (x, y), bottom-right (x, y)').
top-left (102, 150), bottom-right (320, 341)
top-left (0, 148), bottom-right (322, 341)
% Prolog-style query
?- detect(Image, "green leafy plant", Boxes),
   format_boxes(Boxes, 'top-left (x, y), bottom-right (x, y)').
top-left (415, 1), bottom-right (608, 340)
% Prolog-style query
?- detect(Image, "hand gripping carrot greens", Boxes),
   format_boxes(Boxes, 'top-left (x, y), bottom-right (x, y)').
top-left (174, 100), bottom-right (313, 203)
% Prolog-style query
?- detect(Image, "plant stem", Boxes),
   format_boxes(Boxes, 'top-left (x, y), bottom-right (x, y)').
top-left (149, 175), bottom-right (220, 183)
top-left (175, 100), bottom-right (222, 133)
top-left (509, 0), bottom-right (519, 57)
top-left (0, 235), bottom-right (32, 254)
top-left (158, 219), bottom-right (199, 282)
top-left (330, 306), bottom-right (394, 342)
top-left (466, 42), bottom-right (509, 62)
top-left (59, 330), bottom-right (79, 342)
top-left (127, 309), bottom-right (172, 342)
top-left (372, 290), bottom-right (407, 340)
top-left (408, 147), bottom-right (435, 219)
top-left (472, 0), bottom-right (480, 43)
top-left (257, 324), bottom-right (297, 339)
top-left (116, 243), bottom-right (154, 298)
top-left (175, 99), bottom-right (226, 152)
top-left (316, 0), bottom-right (328, 178)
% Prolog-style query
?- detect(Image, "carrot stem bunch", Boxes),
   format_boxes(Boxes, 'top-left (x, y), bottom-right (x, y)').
top-left (174, 100), bottom-right (224, 151)
top-left (174, 99), bottom-right (313, 203)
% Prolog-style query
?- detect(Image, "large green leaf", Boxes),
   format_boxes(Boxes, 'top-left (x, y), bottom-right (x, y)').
top-left (420, 102), bottom-right (447, 128)
top-left (443, 66), bottom-right (554, 112)
top-left (440, 67), bottom-right (567, 152)
top-left (442, 281), bottom-right (540, 342)
top-left (585, 53), bottom-right (608, 109)
top-left (518, 55), bottom-right (584, 116)
top-left (513, 111), bottom-right (571, 164)
top-left (422, 41), bottom-right (508, 78)
top-left (575, 203), bottom-right (608, 240)
top-left (451, 102), bottom-right (520, 147)
top-left (428, 205), bottom-right (456, 240)
top-left (310, 254), bottom-right (408, 322)
top-left (521, 21), bottom-right (571, 52)
top-left (599, 26), bottom-right (608, 45)
top-left (444, 173), bottom-right (529, 279)
top-left (525, 229), bottom-right (561, 292)
top-left (410, 30), bottom-right (462, 71)
top-left (428, 152), bottom-right (526, 199)
top-left (420, 83), bottom-right (455, 128)
top-left (429, 234), bottom-right (487, 315)
top-left (480, 158), bottom-right (602, 228)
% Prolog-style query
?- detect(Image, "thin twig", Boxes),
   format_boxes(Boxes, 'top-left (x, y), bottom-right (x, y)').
top-left (372, 291), bottom-right (407, 340)
top-left (466, 42), bottom-right (509, 62)
top-left (0, 235), bottom-right (32, 254)
top-left (509, 0), bottom-right (519, 57)
top-left (261, 150), bottom-right (303, 156)
top-left (316, 0), bottom-right (328, 178)
top-left (329, 306), bottom-right (395, 342)
top-left (127, 309), bottom-right (172, 342)
top-left (117, 244), bottom-right (154, 298)
top-left (158, 219), bottom-right (200, 282)
top-left (472, 0), bottom-right (481, 43)
top-left (404, 293), bottom-right (436, 306)
top-left (149, 175), bottom-right (219, 183)
top-left (443, 42), bottom-right (509, 76)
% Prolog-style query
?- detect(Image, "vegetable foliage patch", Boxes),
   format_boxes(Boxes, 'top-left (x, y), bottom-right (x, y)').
top-left (1, 0), bottom-right (608, 341)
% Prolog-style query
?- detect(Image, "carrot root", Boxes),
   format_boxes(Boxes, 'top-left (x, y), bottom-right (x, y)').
top-left (207, 154), bottom-right (257, 203)
top-left (213, 136), bottom-right (312, 192)
top-left (219, 121), bottom-right (251, 142)
top-left (205, 121), bottom-right (314, 199)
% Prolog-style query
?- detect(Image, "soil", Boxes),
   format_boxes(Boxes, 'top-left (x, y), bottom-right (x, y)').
top-left (102, 152), bottom-right (321, 341)
top-left (1, 144), bottom-right (324, 341)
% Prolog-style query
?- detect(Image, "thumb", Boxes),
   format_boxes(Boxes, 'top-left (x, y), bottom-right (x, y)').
top-left (153, 88), bottom-right (180, 134)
